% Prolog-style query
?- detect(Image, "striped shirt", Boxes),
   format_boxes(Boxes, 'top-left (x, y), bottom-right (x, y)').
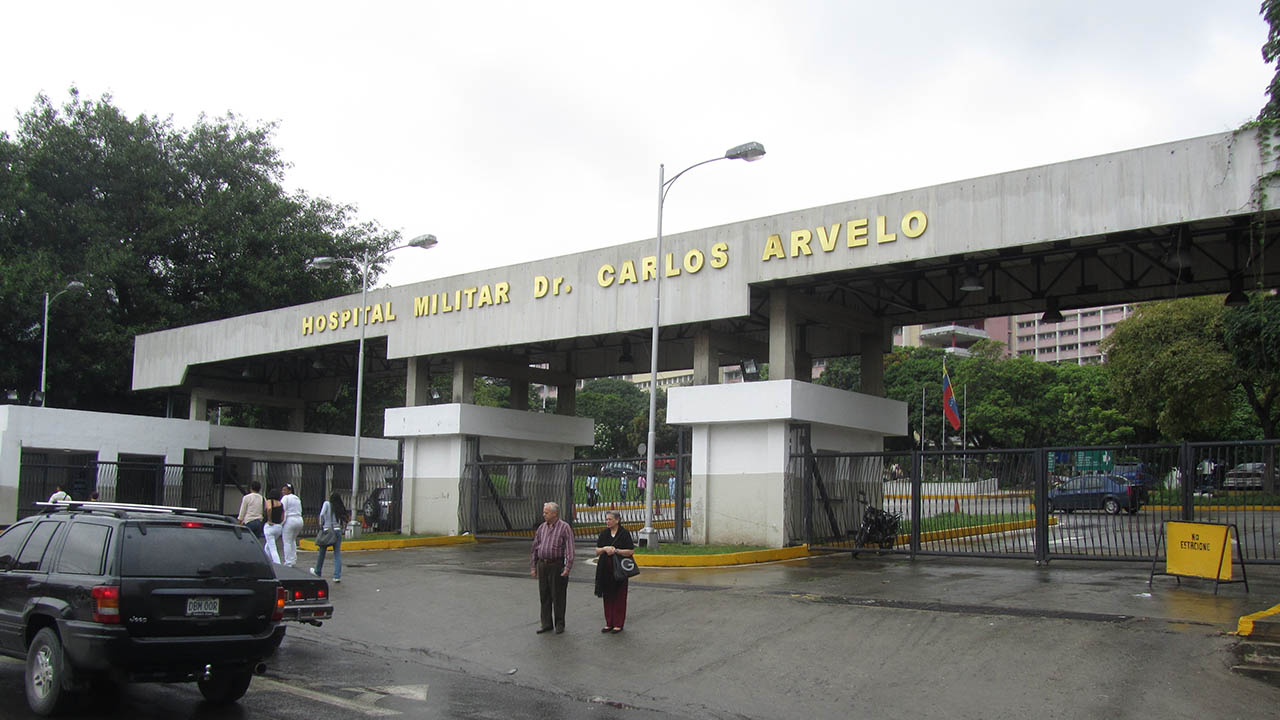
top-left (530, 519), bottom-right (575, 573)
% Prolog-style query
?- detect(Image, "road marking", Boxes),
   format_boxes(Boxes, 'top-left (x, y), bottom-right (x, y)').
top-left (253, 676), bottom-right (400, 716)
top-left (348, 685), bottom-right (430, 704)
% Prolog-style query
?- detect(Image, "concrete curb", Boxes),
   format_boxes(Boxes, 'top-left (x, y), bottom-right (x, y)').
top-left (298, 534), bottom-right (477, 552)
top-left (636, 545), bottom-right (814, 567)
top-left (1237, 602), bottom-right (1280, 636)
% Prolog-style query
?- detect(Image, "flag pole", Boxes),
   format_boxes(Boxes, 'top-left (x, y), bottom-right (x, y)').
top-left (962, 383), bottom-right (968, 481)
top-left (920, 385), bottom-right (926, 450)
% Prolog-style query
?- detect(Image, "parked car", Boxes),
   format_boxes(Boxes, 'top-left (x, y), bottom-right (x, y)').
top-left (274, 564), bottom-right (333, 626)
top-left (1047, 474), bottom-right (1147, 515)
top-left (362, 486), bottom-right (397, 532)
top-left (1111, 462), bottom-right (1158, 488)
top-left (0, 500), bottom-right (286, 715)
top-left (1222, 462), bottom-right (1268, 491)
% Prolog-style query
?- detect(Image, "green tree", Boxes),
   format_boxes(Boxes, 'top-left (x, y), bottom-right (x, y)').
top-left (0, 89), bottom-right (394, 415)
top-left (576, 379), bottom-right (648, 458)
top-left (1262, 0), bottom-right (1280, 120)
top-left (1101, 297), bottom-right (1238, 440)
top-left (1221, 293), bottom-right (1280, 438)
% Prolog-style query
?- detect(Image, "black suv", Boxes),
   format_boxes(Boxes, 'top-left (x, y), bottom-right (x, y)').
top-left (0, 501), bottom-right (286, 715)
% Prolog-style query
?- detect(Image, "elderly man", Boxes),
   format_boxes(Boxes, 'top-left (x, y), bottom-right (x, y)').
top-left (530, 501), bottom-right (575, 634)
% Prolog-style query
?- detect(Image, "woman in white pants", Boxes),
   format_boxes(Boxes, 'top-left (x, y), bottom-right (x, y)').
top-left (280, 482), bottom-right (304, 567)
top-left (263, 488), bottom-right (284, 563)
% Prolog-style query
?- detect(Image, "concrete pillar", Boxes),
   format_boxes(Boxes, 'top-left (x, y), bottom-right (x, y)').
top-left (860, 329), bottom-right (886, 396)
top-left (287, 407), bottom-right (304, 432)
top-left (769, 288), bottom-right (798, 380)
top-left (556, 383), bottom-right (576, 415)
top-left (452, 357), bottom-right (475, 404)
top-left (189, 391), bottom-right (209, 423)
top-left (406, 356), bottom-right (434, 406)
top-left (511, 380), bottom-right (529, 410)
top-left (692, 330), bottom-right (718, 385)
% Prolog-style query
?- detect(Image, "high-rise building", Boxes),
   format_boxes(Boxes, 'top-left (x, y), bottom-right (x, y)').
top-left (896, 304), bottom-right (1133, 364)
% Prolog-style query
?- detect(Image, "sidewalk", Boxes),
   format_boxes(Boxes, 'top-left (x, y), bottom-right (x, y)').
top-left (289, 540), bottom-right (1280, 719)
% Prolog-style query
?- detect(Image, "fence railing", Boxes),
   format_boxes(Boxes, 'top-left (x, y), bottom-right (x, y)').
top-left (796, 439), bottom-right (1280, 564)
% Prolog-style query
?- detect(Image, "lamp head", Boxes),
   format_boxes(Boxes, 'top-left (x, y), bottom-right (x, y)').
top-left (407, 234), bottom-right (439, 250)
top-left (959, 270), bottom-right (984, 293)
top-left (1040, 298), bottom-right (1064, 324)
top-left (66, 281), bottom-right (85, 292)
top-left (725, 141), bottom-right (766, 162)
top-left (306, 257), bottom-right (337, 270)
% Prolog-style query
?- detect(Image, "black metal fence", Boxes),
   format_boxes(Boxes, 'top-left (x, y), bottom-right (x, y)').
top-left (795, 438), bottom-right (1280, 565)
top-left (465, 454), bottom-right (690, 542)
top-left (15, 458), bottom-right (402, 535)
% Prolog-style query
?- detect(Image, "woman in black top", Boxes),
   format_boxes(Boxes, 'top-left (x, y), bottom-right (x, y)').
top-left (594, 510), bottom-right (635, 633)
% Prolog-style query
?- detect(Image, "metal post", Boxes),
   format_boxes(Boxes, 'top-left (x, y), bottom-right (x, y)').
top-left (674, 428), bottom-right (686, 544)
top-left (40, 292), bottom-right (50, 407)
top-left (641, 163), bottom-right (665, 550)
top-left (1034, 448), bottom-right (1049, 565)
top-left (348, 251), bottom-right (371, 539)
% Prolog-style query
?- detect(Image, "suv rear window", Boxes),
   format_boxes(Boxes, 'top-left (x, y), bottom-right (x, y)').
top-left (15, 521), bottom-right (63, 571)
top-left (121, 523), bottom-right (274, 579)
top-left (0, 523), bottom-right (35, 570)
top-left (57, 523), bottom-right (111, 575)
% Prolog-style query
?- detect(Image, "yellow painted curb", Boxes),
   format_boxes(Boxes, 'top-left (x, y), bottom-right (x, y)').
top-left (635, 545), bottom-right (814, 567)
top-left (298, 534), bottom-right (477, 552)
top-left (1237, 603), bottom-right (1280, 636)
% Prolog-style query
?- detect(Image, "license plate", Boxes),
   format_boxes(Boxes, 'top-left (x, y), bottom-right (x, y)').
top-left (186, 597), bottom-right (219, 616)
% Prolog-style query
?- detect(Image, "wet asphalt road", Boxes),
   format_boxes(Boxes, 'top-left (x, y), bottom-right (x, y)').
top-left (0, 633), bottom-right (682, 720)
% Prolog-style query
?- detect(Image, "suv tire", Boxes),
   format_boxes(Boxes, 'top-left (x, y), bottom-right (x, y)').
top-left (26, 627), bottom-right (72, 716)
top-left (197, 668), bottom-right (254, 704)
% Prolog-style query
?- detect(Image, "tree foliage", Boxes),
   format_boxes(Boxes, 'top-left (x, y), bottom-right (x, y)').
top-left (1262, 0), bottom-right (1280, 120)
top-left (0, 89), bottom-right (396, 414)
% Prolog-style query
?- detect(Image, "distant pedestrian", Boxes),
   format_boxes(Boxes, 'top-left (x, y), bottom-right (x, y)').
top-left (48, 485), bottom-right (70, 503)
top-left (280, 483), bottom-right (304, 567)
top-left (530, 501), bottom-right (575, 634)
top-left (586, 474), bottom-right (599, 507)
top-left (263, 488), bottom-right (284, 563)
top-left (595, 510), bottom-right (634, 633)
top-left (89, 491), bottom-right (99, 502)
top-left (237, 480), bottom-right (266, 538)
top-left (312, 493), bottom-right (347, 583)
top-left (636, 474), bottom-right (646, 501)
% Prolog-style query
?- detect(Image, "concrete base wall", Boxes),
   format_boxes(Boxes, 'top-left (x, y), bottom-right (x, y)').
top-left (671, 381), bottom-right (907, 548)
top-left (0, 405), bottom-right (399, 525)
top-left (385, 404), bottom-right (594, 536)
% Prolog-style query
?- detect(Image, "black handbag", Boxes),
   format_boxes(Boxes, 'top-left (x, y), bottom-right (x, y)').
top-left (315, 527), bottom-right (339, 547)
top-left (612, 554), bottom-right (639, 580)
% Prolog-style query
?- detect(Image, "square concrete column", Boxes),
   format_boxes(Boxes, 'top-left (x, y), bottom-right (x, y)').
top-left (769, 288), bottom-right (799, 380)
top-left (692, 330), bottom-right (718, 385)
top-left (669, 380), bottom-right (907, 548)
top-left (452, 357), bottom-right (475, 404)
top-left (406, 356), bottom-right (434, 406)
top-left (859, 328), bottom-right (887, 396)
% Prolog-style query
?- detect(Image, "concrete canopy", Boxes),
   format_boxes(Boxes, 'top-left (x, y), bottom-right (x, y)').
top-left (133, 129), bottom-right (1280, 398)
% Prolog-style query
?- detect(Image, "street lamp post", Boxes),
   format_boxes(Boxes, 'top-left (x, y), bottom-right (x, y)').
top-left (40, 281), bottom-right (85, 407)
top-left (640, 142), bottom-right (765, 550)
top-left (309, 234), bottom-right (438, 538)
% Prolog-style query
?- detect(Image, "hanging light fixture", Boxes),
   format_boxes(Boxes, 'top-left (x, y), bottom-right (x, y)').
top-left (959, 266), bottom-right (984, 293)
top-left (1041, 297), bottom-right (1064, 324)
top-left (1225, 276), bottom-right (1249, 307)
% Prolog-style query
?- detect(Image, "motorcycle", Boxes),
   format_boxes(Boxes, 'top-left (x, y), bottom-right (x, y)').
top-left (852, 502), bottom-right (901, 555)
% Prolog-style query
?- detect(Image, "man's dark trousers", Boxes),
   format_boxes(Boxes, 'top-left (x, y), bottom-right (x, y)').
top-left (537, 559), bottom-right (568, 630)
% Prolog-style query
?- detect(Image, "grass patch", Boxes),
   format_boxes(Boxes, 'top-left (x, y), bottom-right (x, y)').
top-left (1149, 489), bottom-right (1280, 506)
top-left (917, 512), bottom-right (1032, 533)
top-left (634, 543), bottom-right (769, 555)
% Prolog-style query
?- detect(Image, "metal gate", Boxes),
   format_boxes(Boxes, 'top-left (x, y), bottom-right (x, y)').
top-left (794, 435), bottom-right (1280, 565)
top-left (465, 452), bottom-right (691, 542)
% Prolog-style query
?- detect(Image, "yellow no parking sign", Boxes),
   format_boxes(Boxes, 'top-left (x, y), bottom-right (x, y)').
top-left (1150, 521), bottom-right (1248, 593)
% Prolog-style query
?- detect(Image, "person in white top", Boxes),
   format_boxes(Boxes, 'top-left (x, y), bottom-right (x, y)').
top-left (280, 483), bottom-right (304, 567)
top-left (48, 485), bottom-right (71, 503)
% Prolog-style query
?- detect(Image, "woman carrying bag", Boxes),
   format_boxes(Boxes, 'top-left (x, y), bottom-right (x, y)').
top-left (594, 510), bottom-right (635, 633)
top-left (312, 493), bottom-right (348, 583)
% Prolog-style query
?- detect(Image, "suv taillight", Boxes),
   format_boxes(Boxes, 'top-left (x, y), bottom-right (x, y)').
top-left (272, 586), bottom-right (286, 622)
top-left (92, 585), bottom-right (120, 624)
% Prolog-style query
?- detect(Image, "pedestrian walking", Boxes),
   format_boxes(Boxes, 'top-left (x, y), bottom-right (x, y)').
top-left (636, 474), bottom-right (646, 501)
top-left (280, 482), bottom-right (304, 567)
top-left (263, 488), bottom-right (284, 563)
top-left (530, 501), bottom-right (575, 634)
top-left (594, 510), bottom-right (634, 633)
top-left (236, 480), bottom-right (266, 539)
top-left (312, 492), bottom-right (347, 583)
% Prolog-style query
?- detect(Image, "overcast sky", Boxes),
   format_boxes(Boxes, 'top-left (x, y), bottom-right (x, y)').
top-left (1, 1), bottom-right (1273, 288)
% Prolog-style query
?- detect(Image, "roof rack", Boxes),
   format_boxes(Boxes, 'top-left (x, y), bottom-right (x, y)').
top-left (37, 501), bottom-right (200, 514)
